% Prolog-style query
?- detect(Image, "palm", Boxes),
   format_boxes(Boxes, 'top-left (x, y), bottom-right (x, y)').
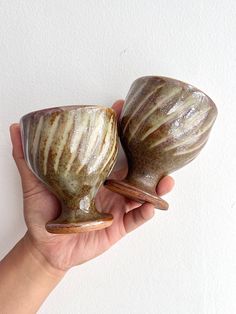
top-left (23, 172), bottom-right (138, 270)
top-left (10, 100), bottom-right (174, 272)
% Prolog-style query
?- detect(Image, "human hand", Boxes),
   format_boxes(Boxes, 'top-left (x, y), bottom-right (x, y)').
top-left (10, 100), bottom-right (174, 274)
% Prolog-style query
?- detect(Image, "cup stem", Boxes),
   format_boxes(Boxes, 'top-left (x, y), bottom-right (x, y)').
top-left (104, 172), bottom-right (169, 210)
top-left (46, 197), bottom-right (113, 234)
top-left (125, 170), bottom-right (162, 196)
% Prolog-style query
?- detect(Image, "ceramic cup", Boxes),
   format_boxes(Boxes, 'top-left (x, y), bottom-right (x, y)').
top-left (105, 76), bottom-right (217, 209)
top-left (20, 105), bottom-right (118, 233)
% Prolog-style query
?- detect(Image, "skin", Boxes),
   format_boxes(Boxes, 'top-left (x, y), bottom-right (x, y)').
top-left (0, 100), bottom-right (174, 313)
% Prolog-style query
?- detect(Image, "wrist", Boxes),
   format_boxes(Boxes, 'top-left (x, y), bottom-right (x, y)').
top-left (0, 235), bottom-right (65, 314)
top-left (22, 232), bottom-right (66, 280)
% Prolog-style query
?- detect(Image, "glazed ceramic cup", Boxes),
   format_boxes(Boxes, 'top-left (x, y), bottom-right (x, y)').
top-left (20, 105), bottom-right (118, 233)
top-left (105, 76), bottom-right (217, 209)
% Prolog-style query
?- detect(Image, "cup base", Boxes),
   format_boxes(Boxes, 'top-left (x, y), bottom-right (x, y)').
top-left (46, 213), bottom-right (113, 234)
top-left (104, 179), bottom-right (169, 210)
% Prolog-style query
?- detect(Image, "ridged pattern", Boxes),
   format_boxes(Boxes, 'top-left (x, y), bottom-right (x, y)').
top-left (120, 76), bottom-right (217, 177)
top-left (21, 106), bottom-right (118, 201)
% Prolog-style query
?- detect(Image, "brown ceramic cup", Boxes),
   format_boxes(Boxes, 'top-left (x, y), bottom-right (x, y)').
top-left (105, 76), bottom-right (217, 209)
top-left (20, 105), bottom-right (118, 233)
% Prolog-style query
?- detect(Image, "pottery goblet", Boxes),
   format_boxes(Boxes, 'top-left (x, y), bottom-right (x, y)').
top-left (20, 105), bottom-right (118, 233)
top-left (105, 76), bottom-right (217, 209)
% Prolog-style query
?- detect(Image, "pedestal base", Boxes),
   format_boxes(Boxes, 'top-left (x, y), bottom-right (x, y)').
top-left (46, 212), bottom-right (113, 234)
top-left (104, 179), bottom-right (169, 210)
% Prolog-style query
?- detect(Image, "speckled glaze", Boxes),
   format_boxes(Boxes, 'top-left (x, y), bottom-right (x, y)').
top-left (105, 76), bottom-right (218, 209)
top-left (20, 105), bottom-right (118, 233)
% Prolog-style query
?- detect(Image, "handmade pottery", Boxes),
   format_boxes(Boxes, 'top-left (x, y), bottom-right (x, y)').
top-left (105, 76), bottom-right (217, 209)
top-left (20, 105), bottom-right (118, 233)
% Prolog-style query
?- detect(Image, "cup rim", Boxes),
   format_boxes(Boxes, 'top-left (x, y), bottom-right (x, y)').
top-left (132, 75), bottom-right (217, 109)
top-left (20, 104), bottom-right (116, 121)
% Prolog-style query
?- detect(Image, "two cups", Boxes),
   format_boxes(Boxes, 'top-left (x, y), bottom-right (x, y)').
top-left (20, 76), bottom-right (217, 234)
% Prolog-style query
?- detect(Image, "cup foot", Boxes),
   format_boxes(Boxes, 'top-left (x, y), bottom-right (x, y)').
top-left (104, 179), bottom-right (169, 210)
top-left (46, 213), bottom-right (113, 234)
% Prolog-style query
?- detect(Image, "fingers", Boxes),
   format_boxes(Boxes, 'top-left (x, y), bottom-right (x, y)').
top-left (122, 175), bottom-right (174, 233)
top-left (112, 99), bottom-right (124, 120)
top-left (10, 124), bottom-right (40, 192)
top-left (156, 176), bottom-right (175, 196)
top-left (123, 203), bottom-right (154, 233)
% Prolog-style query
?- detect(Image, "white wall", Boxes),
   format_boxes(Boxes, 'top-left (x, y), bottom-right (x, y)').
top-left (0, 1), bottom-right (236, 313)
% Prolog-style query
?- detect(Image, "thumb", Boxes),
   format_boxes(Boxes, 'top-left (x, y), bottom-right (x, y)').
top-left (10, 123), bottom-right (42, 193)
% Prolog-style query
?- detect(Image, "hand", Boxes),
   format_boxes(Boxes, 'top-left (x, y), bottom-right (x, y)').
top-left (10, 100), bottom-right (174, 274)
